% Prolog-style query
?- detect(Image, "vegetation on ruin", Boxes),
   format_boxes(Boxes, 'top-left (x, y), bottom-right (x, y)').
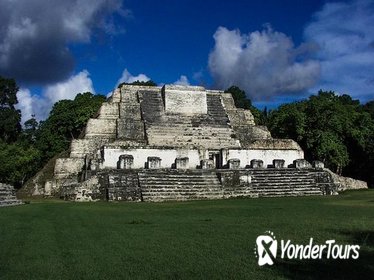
top-left (226, 86), bottom-right (374, 187)
top-left (0, 76), bottom-right (106, 188)
top-left (0, 75), bottom-right (373, 188)
top-left (0, 190), bottom-right (373, 279)
top-left (118, 80), bottom-right (157, 88)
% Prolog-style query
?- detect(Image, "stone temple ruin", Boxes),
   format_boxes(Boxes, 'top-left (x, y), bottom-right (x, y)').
top-left (43, 84), bottom-right (350, 201)
top-left (0, 183), bottom-right (23, 207)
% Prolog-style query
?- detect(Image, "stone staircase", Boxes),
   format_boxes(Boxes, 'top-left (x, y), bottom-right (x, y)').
top-left (222, 169), bottom-right (324, 198)
top-left (0, 183), bottom-right (23, 207)
top-left (139, 89), bottom-right (164, 122)
top-left (139, 90), bottom-right (240, 148)
top-left (107, 172), bottom-right (141, 201)
top-left (205, 94), bottom-right (230, 126)
top-left (138, 170), bottom-right (223, 201)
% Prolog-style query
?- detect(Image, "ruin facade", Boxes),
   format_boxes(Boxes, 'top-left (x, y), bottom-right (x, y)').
top-left (41, 84), bottom-right (352, 201)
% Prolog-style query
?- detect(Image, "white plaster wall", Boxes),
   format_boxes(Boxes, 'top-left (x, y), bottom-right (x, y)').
top-left (223, 149), bottom-right (304, 167)
top-left (165, 89), bottom-right (207, 115)
top-left (102, 148), bottom-right (202, 169)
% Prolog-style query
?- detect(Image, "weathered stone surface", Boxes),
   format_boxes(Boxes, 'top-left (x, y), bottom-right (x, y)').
top-left (107, 172), bottom-right (141, 201)
top-left (31, 83), bottom-right (363, 202)
top-left (228, 158), bottom-right (240, 169)
top-left (219, 169), bottom-right (329, 198)
top-left (175, 157), bottom-right (189, 169)
top-left (294, 159), bottom-right (312, 169)
top-left (163, 85), bottom-right (208, 115)
top-left (139, 170), bottom-right (222, 202)
top-left (98, 103), bottom-right (119, 119)
top-left (251, 159), bottom-right (264, 169)
top-left (85, 119), bottom-right (117, 138)
top-left (324, 169), bottom-right (368, 192)
top-left (118, 154), bottom-right (134, 169)
top-left (273, 159), bottom-right (285, 168)
top-left (313, 161), bottom-right (325, 169)
top-left (147, 157), bottom-right (161, 169)
top-left (54, 158), bottom-right (85, 178)
top-left (0, 183), bottom-right (23, 207)
top-left (201, 159), bottom-right (214, 169)
top-left (116, 119), bottom-right (145, 140)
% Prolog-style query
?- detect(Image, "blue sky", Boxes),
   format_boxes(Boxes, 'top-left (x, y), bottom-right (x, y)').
top-left (0, 0), bottom-right (373, 121)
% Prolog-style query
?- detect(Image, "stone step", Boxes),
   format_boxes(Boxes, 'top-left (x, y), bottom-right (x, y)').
top-left (139, 177), bottom-right (219, 182)
top-left (251, 179), bottom-right (316, 184)
top-left (223, 190), bottom-right (322, 196)
top-left (139, 171), bottom-right (223, 201)
top-left (142, 189), bottom-right (223, 194)
top-left (147, 129), bottom-right (234, 135)
top-left (0, 200), bottom-right (24, 207)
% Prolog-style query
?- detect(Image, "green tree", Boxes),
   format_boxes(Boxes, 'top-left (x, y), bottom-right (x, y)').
top-left (21, 115), bottom-right (39, 144)
top-left (0, 76), bottom-right (21, 143)
top-left (35, 92), bottom-right (105, 161)
top-left (268, 90), bottom-right (374, 178)
top-left (0, 140), bottom-right (41, 187)
top-left (118, 80), bottom-right (157, 88)
top-left (267, 102), bottom-right (307, 143)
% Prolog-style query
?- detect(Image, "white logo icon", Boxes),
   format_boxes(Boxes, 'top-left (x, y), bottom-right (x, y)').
top-left (255, 231), bottom-right (278, 266)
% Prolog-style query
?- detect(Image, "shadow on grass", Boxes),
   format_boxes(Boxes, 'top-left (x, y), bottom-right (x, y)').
top-left (270, 230), bottom-right (374, 280)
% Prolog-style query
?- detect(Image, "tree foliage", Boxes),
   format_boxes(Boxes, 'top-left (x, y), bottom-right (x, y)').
top-left (118, 80), bottom-right (157, 88)
top-left (35, 92), bottom-right (105, 161)
top-left (0, 85), bottom-right (105, 187)
top-left (0, 140), bottom-right (41, 187)
top-left (0, 76), bottom-right (21, 143)
top-left (268, 90), bottom-right (374, 181)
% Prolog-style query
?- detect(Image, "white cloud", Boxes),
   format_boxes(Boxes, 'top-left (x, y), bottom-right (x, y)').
top-left (173, 75), bottom-right (190, 86)
top-left (17, 88), bottom-right (36, 124)
top-left (44, 70), bottom-right (95, 104)
top-left (208, 26), bottom-right (320, 100)
top-left (116, 68), bottom-right (150, 86)
top-left (16, 70), bottom-right (95, 121)
top-left (304, 0), bottom-right (374, 100)
top-left (0, 0), bottom-right (127, 84)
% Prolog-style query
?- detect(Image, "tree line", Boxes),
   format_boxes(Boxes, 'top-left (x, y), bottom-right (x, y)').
top-left (226, 86), bottom-right (374, 187)
top-left (0, 76), bottom-right (105, 188)
top-left (0, 77), bottom-right (373, 188)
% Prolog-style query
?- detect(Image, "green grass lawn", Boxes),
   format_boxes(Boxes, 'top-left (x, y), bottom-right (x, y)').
top-left (1, 190), bottom-right (373, 280)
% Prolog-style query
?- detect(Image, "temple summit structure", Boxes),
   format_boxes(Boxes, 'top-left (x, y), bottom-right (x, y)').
top-left (28, 84), bottom-right (367, 201)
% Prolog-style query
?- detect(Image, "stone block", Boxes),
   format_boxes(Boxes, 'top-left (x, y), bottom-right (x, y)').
top-left (294, 159), bottom-right (312, 169)
top-left (110, 88), bottom-right (121, 103)
top-left (273, 159), bottom-right (285, 168)
top-left (98, 103), bottom-right (119, 119)
top-left (118, 154), bottom-right (134, 169)
top-left (228, 158), bottom-right (240, 169)
top-left (147, 157), bottom-right (161, 169)
top-left (119, 103), bottom-right (141, 120)
top-left (89, 159), bottom-right (98, 171)
top-left (201, 159), bottom-right (214, 169)
top-left (163, 85), bottom-right (208, 115)
top-left (54, 158), bottom-right (85, 177)
top-left (312, 161), bottom-right (325, 169)
top-left (250, 159), bottom-right (264, 169)
top-left (175, 157), bottom-right (189, 169)
top-left (116, 119), bottom-right (145, 140)
top-left (85, 119), bottom-right (116, 137)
